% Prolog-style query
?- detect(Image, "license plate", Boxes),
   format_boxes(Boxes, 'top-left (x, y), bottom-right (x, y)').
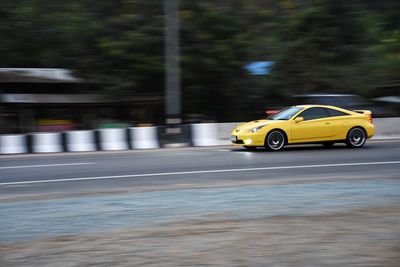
top-left (230, 135), bottom-right (237, 142)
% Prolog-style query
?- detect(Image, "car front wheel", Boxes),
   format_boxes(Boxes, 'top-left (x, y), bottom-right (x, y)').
top-left (346, 127), bottom-right (366, 148)
top-left (265, 130), bottom-right (286, 151)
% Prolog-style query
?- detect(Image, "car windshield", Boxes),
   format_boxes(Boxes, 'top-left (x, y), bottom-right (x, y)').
top-left (268, 106), bottom-right (304, 120)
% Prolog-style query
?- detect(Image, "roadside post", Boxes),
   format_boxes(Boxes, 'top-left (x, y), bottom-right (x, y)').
top-left (163, 0), bottom-right (189, 147)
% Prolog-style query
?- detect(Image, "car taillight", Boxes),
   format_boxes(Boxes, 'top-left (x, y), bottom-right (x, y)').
top-left (368, 114), bottom-right (373, 123)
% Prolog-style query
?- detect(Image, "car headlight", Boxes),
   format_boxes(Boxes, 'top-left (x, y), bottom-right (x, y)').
top-left (249, 124), bottom-right (268, 133)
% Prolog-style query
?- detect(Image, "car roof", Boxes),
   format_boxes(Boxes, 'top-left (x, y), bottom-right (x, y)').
top-left (293, 94), bottom-right (357, 97)
top-left (295, 104), bottom-right (334, 108)
top-left (294, 104), bottom-right (351, 111)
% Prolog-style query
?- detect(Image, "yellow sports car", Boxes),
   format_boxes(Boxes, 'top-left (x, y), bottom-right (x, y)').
top-left (230, 105), bottom-right (375, 151)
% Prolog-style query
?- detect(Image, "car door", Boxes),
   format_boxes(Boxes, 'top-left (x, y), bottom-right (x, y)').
top-left (291, 107), bottom-right (335, 142)
top-left (325, 108), bottom-right (352, 139)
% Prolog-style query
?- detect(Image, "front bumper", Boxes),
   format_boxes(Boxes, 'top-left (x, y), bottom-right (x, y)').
top-left (230, 133), bottom-right (265, 146)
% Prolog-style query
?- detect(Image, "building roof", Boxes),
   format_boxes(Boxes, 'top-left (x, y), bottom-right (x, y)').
top-left (293, 93), bottom-right (356, 97)
top-left (373, 96), bottom-right (400, 104)
top-left (0, 68), bottom-right (81, 83)
top-left (0, 93), bottom-right (162, 104)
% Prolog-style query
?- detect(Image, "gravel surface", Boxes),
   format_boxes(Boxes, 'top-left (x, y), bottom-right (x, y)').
top-left (1, 206), bottom-right (399, 267)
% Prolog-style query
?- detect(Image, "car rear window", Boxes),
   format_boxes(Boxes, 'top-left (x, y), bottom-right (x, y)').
top-left (298, 107), bottom-right (330, 120)
top-left (327, 108), bottom-right (348, 117)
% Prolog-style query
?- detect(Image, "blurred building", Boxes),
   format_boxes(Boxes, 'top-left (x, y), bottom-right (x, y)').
top-left (0, 68), bottom-right (162, 134)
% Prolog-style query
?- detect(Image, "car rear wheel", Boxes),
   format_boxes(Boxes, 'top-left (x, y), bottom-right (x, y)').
top-left (346, 127), bottom-right (366, 148)
top-left (265, 130), bottom-right (286, 151)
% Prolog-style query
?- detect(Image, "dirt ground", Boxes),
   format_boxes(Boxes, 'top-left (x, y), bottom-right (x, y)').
top-left (1, 206), bottom-right (399, 267)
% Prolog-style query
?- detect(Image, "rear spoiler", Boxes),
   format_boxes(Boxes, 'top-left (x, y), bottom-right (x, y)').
top-left (353, 110), bottom-right (373, 123)
top-left (352, 110), bottom-right (372, 115)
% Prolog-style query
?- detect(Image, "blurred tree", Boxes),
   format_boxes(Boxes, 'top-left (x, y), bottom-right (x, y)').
top-left (356, 0), bottom-right (400, 96)
top-left (0, 0), bottom-right (398, 121)
top-left (0, 0), bottom-right (70, 67)
top-left (180, 1), bottom-right (251, 120)
top-left (179, 0), bottom-right (296, 120)
top-left (268, 0), bottom-right (366, 97)
top-left (0, 0), bottom-right (164, 98)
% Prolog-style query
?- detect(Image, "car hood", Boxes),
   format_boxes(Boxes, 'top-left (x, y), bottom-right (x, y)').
top-left (235, 119), bottom-right (281, 131)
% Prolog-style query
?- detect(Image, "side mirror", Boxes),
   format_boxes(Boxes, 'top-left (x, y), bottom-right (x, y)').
top-left (294, 117), bottom-right (304, 123)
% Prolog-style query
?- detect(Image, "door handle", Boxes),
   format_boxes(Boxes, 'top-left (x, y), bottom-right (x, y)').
top-left (325, 122), bottom-right (330, 125)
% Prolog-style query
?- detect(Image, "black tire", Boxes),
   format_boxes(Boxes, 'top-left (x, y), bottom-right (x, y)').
top-left (322, 142), bottom-right (335, 147)
top-left (346, 127), bottom-right (366, 148)
top-left (265, 130), bottom-right (286, 151)
top-left (243, 146), bottom-right (257, 150)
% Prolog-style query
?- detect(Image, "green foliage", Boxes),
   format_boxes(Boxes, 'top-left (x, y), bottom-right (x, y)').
top-left (0, 0), bottom-right (165, 98)
top-left (355, 3), bottom-right (400, 96)
top-left (269, 0), bottom-right (365, 96)
top-left (0, 0), bottom-right (398, 121)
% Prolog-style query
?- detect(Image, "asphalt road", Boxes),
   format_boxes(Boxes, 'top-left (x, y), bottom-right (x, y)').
top-left (1, 140), bottom-right (400, 266)
top-left (1, 140), bottom-right (400, 200)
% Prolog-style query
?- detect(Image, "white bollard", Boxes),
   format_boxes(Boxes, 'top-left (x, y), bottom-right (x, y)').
top-left (98, 128), bottom-right (129, 151)
top-left (0, 134), bottom-right (28, 154)
top-left (130, 127), bottom-right (159, 149)
top-left (191, 123), bottom-right (220, 146)
top-left (66, 130), bottom-right (96, 152)
top-left (32, 132), bottom-right (63, 153)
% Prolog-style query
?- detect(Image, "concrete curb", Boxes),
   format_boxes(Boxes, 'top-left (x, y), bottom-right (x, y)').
top-left (0, 134), bottom-right (28, 154)
top-left (0, 118), bottom-right (399, 154)
top-left (66, 130), bottom-right (97, 152)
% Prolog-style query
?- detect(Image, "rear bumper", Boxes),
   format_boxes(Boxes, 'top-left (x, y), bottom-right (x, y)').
top-left (366, 124), bottom-right (375, 139)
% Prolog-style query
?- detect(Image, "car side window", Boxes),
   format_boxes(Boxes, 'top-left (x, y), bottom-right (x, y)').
top-left (298, 107), bottom-right (330, 121)
top-left (327, 108), bottom-right (348, 117)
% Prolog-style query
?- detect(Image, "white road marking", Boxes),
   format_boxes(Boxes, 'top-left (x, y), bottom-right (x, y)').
top-left (0, 162), bottom-right (94, 170)
top-left (0, 161), bottom-right (399, 186)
